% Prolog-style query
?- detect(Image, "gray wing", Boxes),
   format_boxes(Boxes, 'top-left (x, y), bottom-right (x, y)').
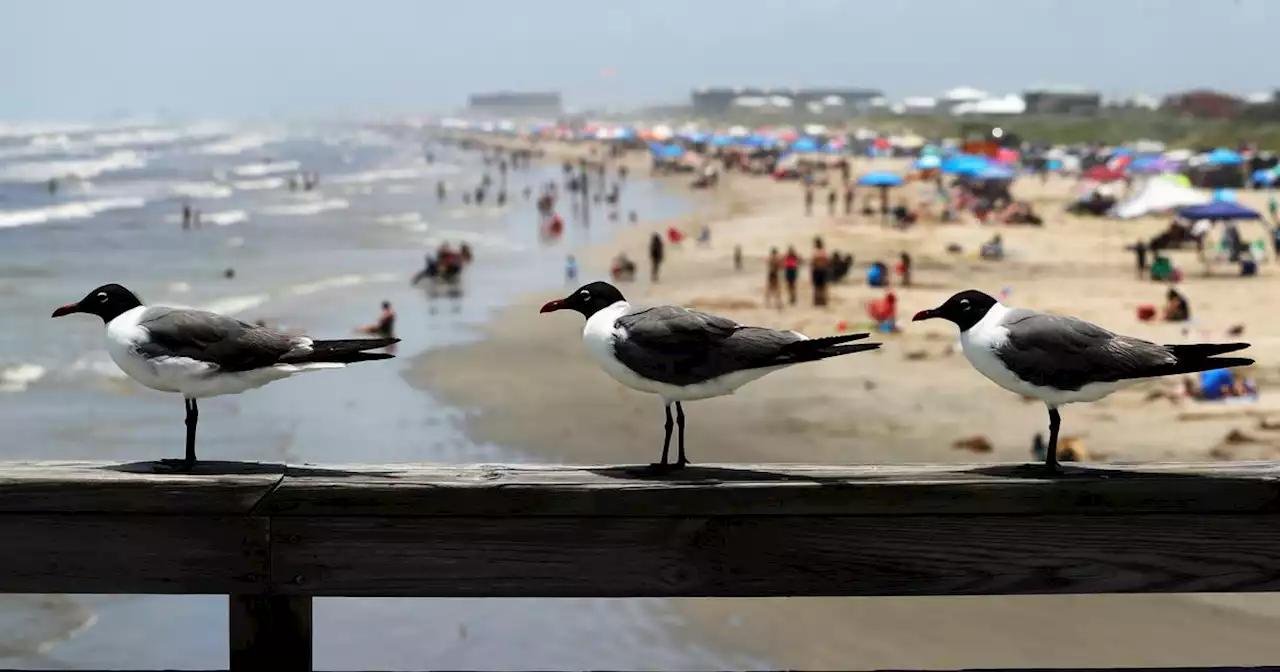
top-left (613, 306), bottom-right (804, 386)
top-left (998, 309), bottom-right (1176, 391)
top-left (136, 307), bottom-right (305, 372)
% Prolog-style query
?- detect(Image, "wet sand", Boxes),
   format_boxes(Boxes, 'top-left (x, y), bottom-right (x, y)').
top-left (413, 135), bottom-right (1280, 669)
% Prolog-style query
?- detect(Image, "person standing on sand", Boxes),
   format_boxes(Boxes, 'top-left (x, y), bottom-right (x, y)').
top-left (565, 255), bottom-right (578, 284)
top-left (844, 182), bottom-right (855, 216)
top-left (765, 247), bottom-right (784, 310)
top-left (649, 232), bottom-right (665, 282)
top-left (827, 189), bottom-right (837, 216)
top-left (804, 183), bottom-right (814, 216)
top-left (811, 237), bottom-right (830, 307)
top-left (783, 246), bottom-right (801, 305)
top-left (898, 251), bottom-right (913, 287)
top-left (733, 245), bottom-right (743, 272)
top-left (182, 204), bottom-right (192, 231)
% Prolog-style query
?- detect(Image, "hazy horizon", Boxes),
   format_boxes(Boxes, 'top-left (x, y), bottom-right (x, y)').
top-left (1, 0), bottom-right (1275, 120)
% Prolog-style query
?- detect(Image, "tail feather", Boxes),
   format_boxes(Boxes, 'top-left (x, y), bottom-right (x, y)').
top-left (1154, 356), bottom-right (1254, 377)
top-left (775, 334), bottom-right (882, 365)
top-left (1166, 342), bottom-right (1250, 359)
top-left (287, 338), bottom-right (400, 365)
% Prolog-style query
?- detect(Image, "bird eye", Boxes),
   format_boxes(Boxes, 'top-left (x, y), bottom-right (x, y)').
top-left (96, 292), bottom-right (108, 303)
top-left (579, 290), bottom-right (590, 299)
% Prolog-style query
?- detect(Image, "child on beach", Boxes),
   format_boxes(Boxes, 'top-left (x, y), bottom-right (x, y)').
top-left (783, 246), bottom-right (801, 305)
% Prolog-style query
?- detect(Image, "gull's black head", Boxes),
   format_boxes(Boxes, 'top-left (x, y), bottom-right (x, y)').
top-left (540, 281), bottom-right (626, 319)
top-left (912, 289), bottom-right (998, 332)
top-left (51, 283), bottom-right (143, 323)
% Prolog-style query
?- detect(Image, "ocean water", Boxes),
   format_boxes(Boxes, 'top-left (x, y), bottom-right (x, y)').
top-left (0, 120), bottom-right (764, 670)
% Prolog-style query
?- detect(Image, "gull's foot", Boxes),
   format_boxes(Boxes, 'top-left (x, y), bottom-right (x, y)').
top-left (642, 461), bottom-right (686, 476)
top-left (158, 458), bottom-right (196, 472)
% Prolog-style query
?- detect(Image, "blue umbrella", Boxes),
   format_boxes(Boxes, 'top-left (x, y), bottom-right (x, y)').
top-left (941, 154), bottom-right (990, 176)
top-left (974, 164), bottom-right (1017, 181)
top-left (1177, 201), bottom-right (1261, 220)
top-left (1213, 188), bottom-right (1237, 203)
top-left (710, 135), bottom-right (734, 147)
top-left (858, 171), bottom-right (905, 187)
top-left (1206, 148), bottom-right (1243, 165)
top-left (790, 137), bottom-right (820, 153)
top-left (658, 144), bottom-right (685, 158)
top-left (914, 155), bottom-right (942, 170)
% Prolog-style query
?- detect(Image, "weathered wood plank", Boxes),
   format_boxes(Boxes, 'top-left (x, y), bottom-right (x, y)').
top-left (258, 462), bottom-right (1280, 517)
top-left (0, 514), bottom-right (270, 594)
top-left (270, 514), bottom-right (1280, 597)
top-left (0, 461), bottom-right (284, 514)
top-left (229, 594), bottom-right (312, 672)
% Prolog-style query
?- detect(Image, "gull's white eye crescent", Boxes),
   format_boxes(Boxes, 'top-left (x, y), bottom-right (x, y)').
top-left (959, 298), bottom-right (970, 309)
top-left (579, 290), bottom-right (590, 299)
top-left (97, 292), bottom-right (108, 302)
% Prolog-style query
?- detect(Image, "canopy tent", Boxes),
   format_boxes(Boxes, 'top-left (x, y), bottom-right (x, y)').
top-left (1177, 201), bottom-right (1262, 221)
top-left (1110, 175), bottom-right (1210, 219)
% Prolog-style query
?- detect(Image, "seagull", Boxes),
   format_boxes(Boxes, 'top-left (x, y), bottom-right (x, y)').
top-left (540, 281), bottom-right (882, 471)
top-left (913, 289), bottom-right (1253, 474)
top-left (52, 283), bottom-right (399, 469)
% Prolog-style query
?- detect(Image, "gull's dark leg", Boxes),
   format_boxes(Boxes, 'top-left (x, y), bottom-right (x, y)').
top-left (161, 398), bottom-right (199, 471)
top-left (1045, 406), bottom-right (1061, 475)
top-left (674, 402), bottom-right (689, 468)
top-left (651, 403), bottom-right (674, 470)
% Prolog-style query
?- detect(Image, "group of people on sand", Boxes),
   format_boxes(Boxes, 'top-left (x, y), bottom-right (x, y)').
top-left (412, 241), bottom-right (472, 295)
top-left (761, 238), bottom-right (859, 310)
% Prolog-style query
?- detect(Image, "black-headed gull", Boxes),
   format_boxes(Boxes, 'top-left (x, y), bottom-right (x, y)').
top-left (541, 281), bottom-right (882, 471)
top-left (52, 283), bottom-right (399, 469)
top-left (913, 289), bottom-right (1252, 473)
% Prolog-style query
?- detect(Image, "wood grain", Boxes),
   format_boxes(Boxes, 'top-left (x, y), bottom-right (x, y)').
top-left (0, 460), bottom-right (283, 514)
top-left (0, 514), bottom-right (270, 594)
top-left (270, 514), bottom-right (1280, 597)
top-left (258, 462), bottom-right (1280, 517)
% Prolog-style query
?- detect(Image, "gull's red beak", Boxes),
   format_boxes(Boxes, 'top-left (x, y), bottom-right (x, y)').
top-left (539, 299), bottom-right (564, 314)
top-left (51, 303), bottom-right (81, 318)
top-left (911, 309), bottom-right (936, 322)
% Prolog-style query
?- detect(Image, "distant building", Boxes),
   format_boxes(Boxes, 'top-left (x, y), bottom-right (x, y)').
top-left (1161, 89), bottom-right (1244, 119)
top-left (690, 87), bottom-right (883, 115)
top-left (1021, 88), bottom-right (1102, 115)
top-left (467, 91), bottom-right (563, 116)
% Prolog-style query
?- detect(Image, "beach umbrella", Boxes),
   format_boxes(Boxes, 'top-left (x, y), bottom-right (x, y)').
top-left (974, 164), bottom-right (1017, 181)
top-left (941, 154), bottom-right (990, 176)
top-left (710, 135), bottom-right (734, 147)
top-left (1177, 201), bottom-right (1261, 220)
top-left (1206, 148), bottom-right (1243, 165)
top-left (914, 155), bottom-right (942, 170)
top-left (790, 137), bottom-right (820, 153)
top-left (658, 144), bottom-right (685, 158)
top-left (858, 171), bottom-right (905, 187)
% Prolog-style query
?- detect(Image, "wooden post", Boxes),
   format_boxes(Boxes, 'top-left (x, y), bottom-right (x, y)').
top-left (229, 594), bottom-right (312, 672)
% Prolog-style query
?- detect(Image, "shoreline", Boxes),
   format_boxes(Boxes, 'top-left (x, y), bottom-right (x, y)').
top-left (408, 136), bottom-right (1280, 669)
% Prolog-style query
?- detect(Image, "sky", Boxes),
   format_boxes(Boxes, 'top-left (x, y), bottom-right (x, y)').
top-left (0, 0), bottom-right (1276, 120)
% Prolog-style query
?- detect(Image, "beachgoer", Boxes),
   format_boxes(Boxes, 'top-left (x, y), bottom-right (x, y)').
top-left (459, 243), bottom-right (473, 265)
top-left (804, 185), bottom-right (814, 216)
top-left (437, 181), bottom-right (447, 202)
top-left (827, 189), bottom-right (837, 216)
top-left (733, 245), bottom-right (743, 272)
top-left (358, 301), bottom-right (396, 339)
top-left (765, 248), bottom-right (783, 310)
top-left (1164, 288), bottom-right (1190, 322)
top-left (192, 209), bottom-right (201, 229)
top-left (47, 178), bottom-right (58, 196)
top-left (843, 184), bottom-right (854, 216)
top-left (811, 237), bottom-right (830, 307)
top-left (783, 246), bottom-right (801, 305)
top-left (565, 255), bottom-right (578, 284)
top-left (1130, 240), bottom-right (1148, 279)
top-left (649, 232), bottom-right (665, 282)
top-left (182, 204), bottom-right (192, 231)
top-left (898, 251), bottom-right (912, 287)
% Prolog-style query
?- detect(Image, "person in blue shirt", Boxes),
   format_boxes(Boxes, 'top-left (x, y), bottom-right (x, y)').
top-left (1198, 368), bottom-right (1234, 401)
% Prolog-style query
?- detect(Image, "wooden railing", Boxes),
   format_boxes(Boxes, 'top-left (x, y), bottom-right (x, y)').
top-left (2, 460), bottom-right (1279, 672)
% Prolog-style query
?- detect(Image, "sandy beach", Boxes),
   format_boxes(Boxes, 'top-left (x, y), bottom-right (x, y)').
top-left (411, 135), bottom-right (1280, 669)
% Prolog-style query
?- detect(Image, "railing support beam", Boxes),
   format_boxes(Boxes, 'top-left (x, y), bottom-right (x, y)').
top-left (229, 594), bottom-right (312, 672)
